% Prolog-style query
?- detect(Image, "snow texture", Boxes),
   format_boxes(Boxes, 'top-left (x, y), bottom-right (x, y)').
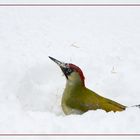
top-left (0, 7), bottom-right (140, 134)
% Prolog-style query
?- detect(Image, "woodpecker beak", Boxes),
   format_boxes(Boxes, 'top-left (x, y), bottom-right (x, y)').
top-left (49, 56), bottom-right (66, 68)
top-left (49, 56), bottom-right (69, 79)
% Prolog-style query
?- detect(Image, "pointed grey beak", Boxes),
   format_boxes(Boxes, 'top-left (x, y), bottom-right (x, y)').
top-left (49, 56), bottom-right (72, 79)
top-left (49, 56), bottom-right (66, 68)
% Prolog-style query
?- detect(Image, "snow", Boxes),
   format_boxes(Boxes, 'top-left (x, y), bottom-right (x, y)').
top-left (0, 6), bottom-right (140, 134)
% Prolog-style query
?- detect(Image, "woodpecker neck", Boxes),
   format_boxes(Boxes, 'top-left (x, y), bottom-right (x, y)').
top-left (66, 71), bottom-right (85, 87)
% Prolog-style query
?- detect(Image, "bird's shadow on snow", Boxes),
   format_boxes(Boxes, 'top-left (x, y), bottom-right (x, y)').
top-left (16, 63), bottom-right (63, 116)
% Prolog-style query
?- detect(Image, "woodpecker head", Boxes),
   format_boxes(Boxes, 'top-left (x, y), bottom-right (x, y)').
top-left (49, 56), bottom-right (85, 86)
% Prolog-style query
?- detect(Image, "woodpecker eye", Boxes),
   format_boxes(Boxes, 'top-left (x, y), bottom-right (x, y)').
top-left (60, 65), bottom-right (74, 79)
top-left (65, 68), bottom-right (73, 75)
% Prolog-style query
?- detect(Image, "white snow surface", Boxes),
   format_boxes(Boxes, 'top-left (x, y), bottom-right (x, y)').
top-left (0, 7), bottom-right (140, 134)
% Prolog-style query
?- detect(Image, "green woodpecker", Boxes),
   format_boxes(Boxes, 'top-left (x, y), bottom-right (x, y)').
top-left (49, 56), bottom-right (140, 115)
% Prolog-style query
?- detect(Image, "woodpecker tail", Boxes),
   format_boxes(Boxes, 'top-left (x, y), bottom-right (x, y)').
top-left (128, 104), bottom-right (140, 109)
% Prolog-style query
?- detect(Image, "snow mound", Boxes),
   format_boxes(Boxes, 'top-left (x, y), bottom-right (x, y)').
top-left (0, 7), bottom-right (140, 133)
